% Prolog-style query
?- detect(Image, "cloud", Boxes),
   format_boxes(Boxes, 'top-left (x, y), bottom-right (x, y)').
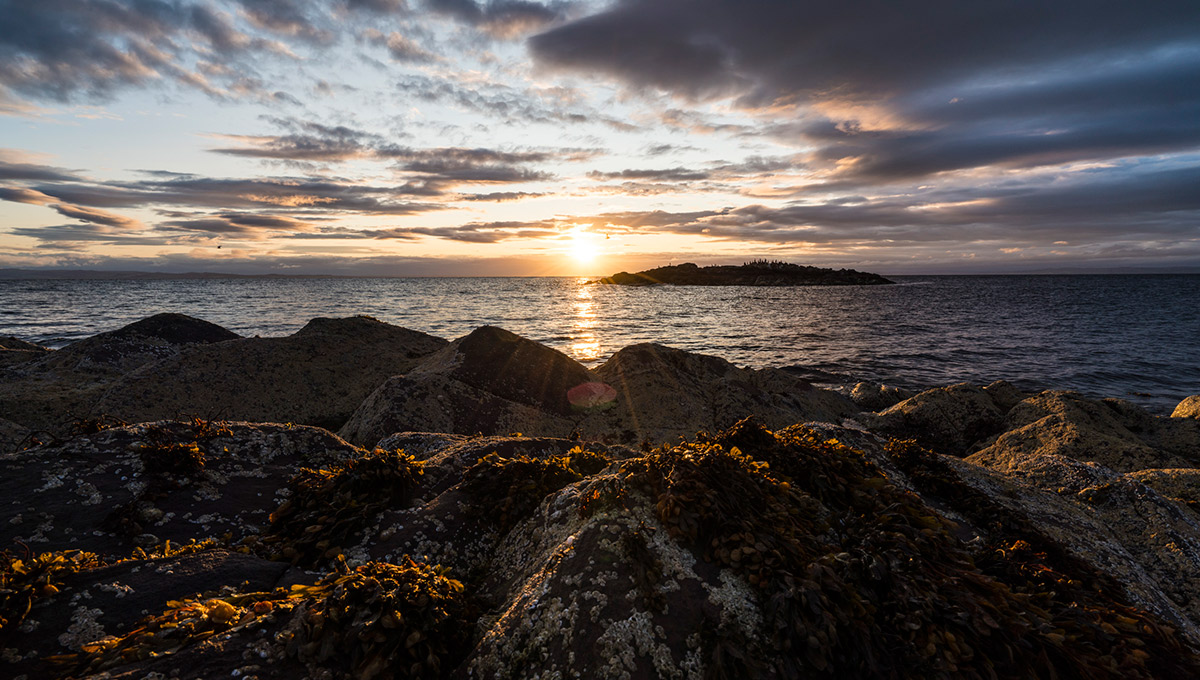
top-left (0, 157), bottom-right (81, 182)
top-left (530, 1), bottom-right (1200, 183)
top-left (52, 203), bottom-right (141, 228)
top-left (426, 0), bottom-right (568, 38)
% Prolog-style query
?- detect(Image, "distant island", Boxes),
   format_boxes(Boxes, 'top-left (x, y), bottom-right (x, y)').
top-left (592, 260), bottom-right (895, 286)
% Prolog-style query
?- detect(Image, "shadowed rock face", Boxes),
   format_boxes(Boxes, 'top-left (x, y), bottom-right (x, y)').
top-left (859, 383), bottom-right (1009, 455)
top-left (5, 420), bottom-right (1200, 679)
top-left (340, 331), bottom-right (859, 448)
top-left (0, 314), bottom-right (241, 439)
top-left (95, 316), bottom-right (447, 430)
top-left (417, 325), bottom-right (593, 415)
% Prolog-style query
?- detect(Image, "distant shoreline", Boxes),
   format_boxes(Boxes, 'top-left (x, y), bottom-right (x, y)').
top-left (4, 268), bottom-right (1200, 280)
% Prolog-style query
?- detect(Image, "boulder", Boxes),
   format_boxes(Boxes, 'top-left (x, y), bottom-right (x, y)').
top-left (0, 314), bottom-right (239, 436)
top-left (849, 381), bottom-right (915, 411)
top-left (1174, 395), bottom-right (1200, 419)
top-left (982, 379), bottom-right (1030, 414)
top-left (583, 342), bottom-right (858, 443)
top-left (5, 421), bottom-right (1200, 679)
top-left (0, 336), bottom-right (49, 352)
top-left (339, 326), bottom-right (596, 446)
top-left (0, 420), bottom-right (360, 556)
top-left (861, 382), bottom-right (1007, 455)
top-left (95, 316), bottom-right (446, 430)
top-left (340, 332), bottom-right (859, 448)
top-left (969, 391), bottom-right (1200, 474)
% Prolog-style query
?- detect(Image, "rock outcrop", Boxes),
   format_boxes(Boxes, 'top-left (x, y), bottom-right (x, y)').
top-left (1174, 395), bottom-right (1200, 419)
top-left (340, 329), bottom-right (858, 448)
top-left (95, 316), bottom-right (446, 430)
top-left (0, 314), bottom-right (239, 438)
top-left (859, 382), bottom-right (1009, 455)
top-left (969, 390), bottom-right (1200, 474)
top-left (848, 381), bottom-right (915, 411)
top-left (594, 261), bottom-right (894, 286)
top-left (4, 418), bottom-right (1200, 679)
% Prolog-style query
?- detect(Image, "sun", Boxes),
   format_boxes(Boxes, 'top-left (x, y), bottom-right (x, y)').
top-left (568, 226), bottom-right (601, 264)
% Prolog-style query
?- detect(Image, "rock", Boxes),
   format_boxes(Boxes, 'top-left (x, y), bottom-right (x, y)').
top-left (0, 417), bottom-right (30, 454)
top-left (982, 379), bottom-right (1030, 414)
top-left (340, 331), bottom-right (859, 448)
top-left (849, 381), bottom-right (915, 411)
top-left (2, 550), bottom-right (295, 677)
top-left (0, 420), bottom-right (361, 556)
top-left (1174, 395), bottom-right (1200, 419)
top-left (5, 420), bottom-right (1200, 679)
top-left (861, 382), bottom-right (1006, 455)
top-left (0, 336), bottom-right (49, 352)
top-left (583, 342), bottom-right (858, 444)
top-left (593, 261), bottom-right (895, 286)
top-left (969, 390), bottom-right (1200, 474)
top-left (0, 314), bottom-right (239, 436)
top-left (95, 316), bottom-right (446, 430)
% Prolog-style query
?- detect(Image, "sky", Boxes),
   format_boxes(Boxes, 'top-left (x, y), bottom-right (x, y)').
top-left (0, 0), bottom-right (1198, 276)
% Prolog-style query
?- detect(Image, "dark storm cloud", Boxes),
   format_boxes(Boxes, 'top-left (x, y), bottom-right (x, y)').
top-left (530, 1), bottom-right (1200, 183)
top-left (531, 1), bottom-right (1200, 102)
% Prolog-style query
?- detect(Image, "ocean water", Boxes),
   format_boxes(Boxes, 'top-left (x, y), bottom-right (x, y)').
top-left (1, 275), bottom-right (1197, 414)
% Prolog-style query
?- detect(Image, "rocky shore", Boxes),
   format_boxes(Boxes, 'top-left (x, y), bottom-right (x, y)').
top-left (592, 261), bottom-right (894, 286)
top-left (2, 314), bottom-right (1200, 679)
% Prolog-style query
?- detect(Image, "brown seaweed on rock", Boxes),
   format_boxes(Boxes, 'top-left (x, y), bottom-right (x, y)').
top-left (622, 418), bottom-right (1200, 679)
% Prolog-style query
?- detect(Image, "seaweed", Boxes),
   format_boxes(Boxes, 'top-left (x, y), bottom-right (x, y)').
top-left (622, 417), bottom-right (1200, 679)
top-left (0, 549), bottom-right (105, 634)
top-left (265, 448), bottom-right (425, 567)
top-left (457, 447), bottom-right (609, 535)
top-left (56, 557), bottom-right (471, 680)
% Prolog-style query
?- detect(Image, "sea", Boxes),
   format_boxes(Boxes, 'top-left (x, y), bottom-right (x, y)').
top-left (1, 274), bottom-right (1197, 414)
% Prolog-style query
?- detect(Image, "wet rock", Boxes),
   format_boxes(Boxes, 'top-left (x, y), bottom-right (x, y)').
top-left (0, 420), bottom-right (360, 556)
top-left (848, 381), bottom-right (915, 411)
top-left (95, 316), bottom-right (446, 430)
top-left (969, 390), bottom-right (1200, 473)
top-left (861, 382), bottom-right (1006, 455)
top-left (0, 314), bottom-right (239, 437)
top-left (1174, 395), bottom-right (1200, 419)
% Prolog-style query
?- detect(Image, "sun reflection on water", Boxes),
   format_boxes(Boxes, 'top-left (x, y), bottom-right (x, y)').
top-left (570, 279), bottom-right (603, 363)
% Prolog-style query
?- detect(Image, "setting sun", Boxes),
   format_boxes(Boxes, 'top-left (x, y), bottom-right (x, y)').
top-left (568, 226), bottom-right (602, 264)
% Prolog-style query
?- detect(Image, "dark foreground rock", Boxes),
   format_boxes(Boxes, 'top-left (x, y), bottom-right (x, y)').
top-left (0, 314), bottom-right (239, 439)
top-left (4, 418), bottom-right (1200, 679)
top-left (593, 261), bottom-right (894, 286)
top-left (95, 316), bottom-right (447, 430)
top-left (339, 329), bottom-right (858, 447)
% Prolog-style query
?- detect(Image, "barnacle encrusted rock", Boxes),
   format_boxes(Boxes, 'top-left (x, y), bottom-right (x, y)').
top-left (96, 316), bottom-right (447, 430)
top-left (970, 390), bottom-right (1200, 473)
top-left (0, 420), bottom-right (360, 555)
top-left (848, 381), bottom-right (915, 412)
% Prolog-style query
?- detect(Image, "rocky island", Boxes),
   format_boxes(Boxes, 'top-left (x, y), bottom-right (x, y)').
top-left (592, 260), bottom-right (894, 286)
top-left (3, 314), bottom-right (1200, 679)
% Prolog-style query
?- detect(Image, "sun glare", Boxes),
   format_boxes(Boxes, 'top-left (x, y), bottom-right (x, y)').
top-left (568, 226), bottom-right (600, 264)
